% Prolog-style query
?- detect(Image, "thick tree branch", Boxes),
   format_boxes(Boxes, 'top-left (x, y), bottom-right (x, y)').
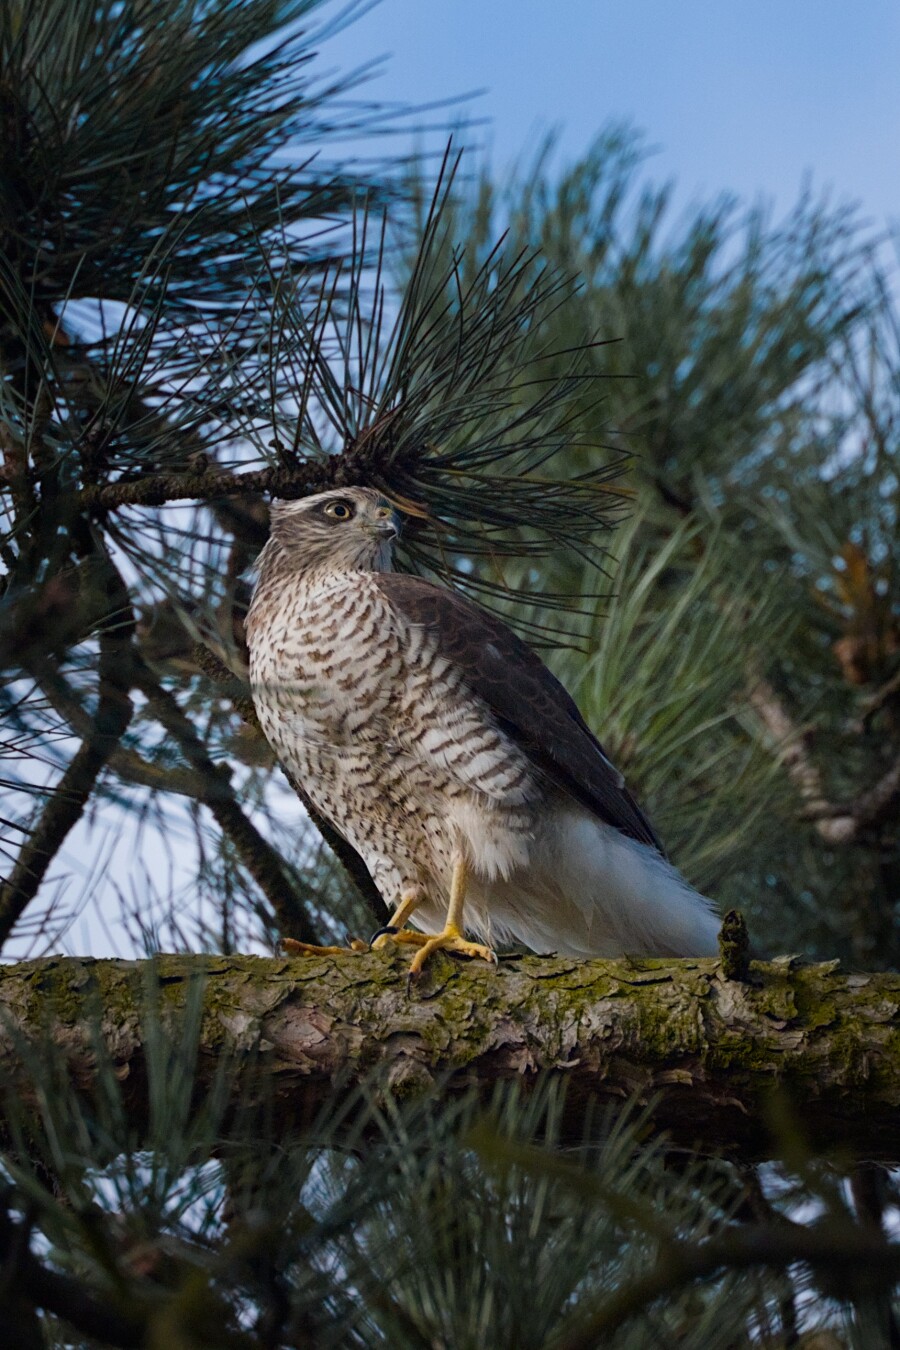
top-left (3, 952), bottom-right (900, 1161)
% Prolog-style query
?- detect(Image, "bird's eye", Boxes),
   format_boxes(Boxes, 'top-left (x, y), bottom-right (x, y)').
top-left (323, 500), bottom-right (354, 521)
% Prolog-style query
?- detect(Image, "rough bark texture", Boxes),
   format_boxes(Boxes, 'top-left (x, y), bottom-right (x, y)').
top-left (1, 949), bottom-right (899, 1159)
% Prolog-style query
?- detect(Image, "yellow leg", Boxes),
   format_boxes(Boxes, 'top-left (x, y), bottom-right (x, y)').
top-left (408, 856), bottom-right (496, 977)
top-left (285, 886), bottom-right (422, 958)
top-left (371, 888), bottom-right (423, 949)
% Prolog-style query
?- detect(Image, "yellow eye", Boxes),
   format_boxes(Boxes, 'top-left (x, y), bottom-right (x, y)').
top-left (324, 500), bottom-right (354, 520)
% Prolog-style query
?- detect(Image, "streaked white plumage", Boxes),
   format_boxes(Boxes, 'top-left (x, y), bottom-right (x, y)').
top-left (247, 487), bottom-right (720, 963)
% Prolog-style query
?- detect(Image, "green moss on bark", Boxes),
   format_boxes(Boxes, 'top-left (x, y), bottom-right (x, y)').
top-left (3, 951), bottom-right (900, 1158)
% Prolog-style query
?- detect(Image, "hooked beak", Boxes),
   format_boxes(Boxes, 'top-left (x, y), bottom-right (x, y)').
top-left (374, 513), bottom-right (400, 540)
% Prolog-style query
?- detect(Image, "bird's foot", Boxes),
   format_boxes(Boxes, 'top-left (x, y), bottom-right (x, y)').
top-left (371, 926), bottom-right (434, 951)
top-left (282, 938), bottom-right (369, 957)
top-left (406, 925), bottom-right (497, 977)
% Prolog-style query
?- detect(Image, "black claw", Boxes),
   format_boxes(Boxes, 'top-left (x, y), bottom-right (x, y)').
top-left (370, 924), bottom-right (399, 943)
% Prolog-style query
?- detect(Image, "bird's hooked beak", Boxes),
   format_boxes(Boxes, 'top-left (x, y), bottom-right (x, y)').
top-left (373, 510), bottom-right (400, 540)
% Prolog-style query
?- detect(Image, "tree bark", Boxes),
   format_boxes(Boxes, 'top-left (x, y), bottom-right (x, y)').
top-left (2, 949), bottom-right (900, 1160)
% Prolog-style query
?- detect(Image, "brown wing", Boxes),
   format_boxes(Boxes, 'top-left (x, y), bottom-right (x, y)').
top-left (374, 573), bottom-right (665, 855)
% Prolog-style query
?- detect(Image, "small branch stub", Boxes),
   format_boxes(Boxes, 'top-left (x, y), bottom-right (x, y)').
top-left (718, 909), bottom-right (751, 982)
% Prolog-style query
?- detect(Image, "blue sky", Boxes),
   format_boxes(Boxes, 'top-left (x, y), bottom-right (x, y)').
top-left (322, 0), bottom-right (900, 228)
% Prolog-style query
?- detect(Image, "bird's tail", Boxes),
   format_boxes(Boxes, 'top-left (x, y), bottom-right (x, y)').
top-left (476, 807), bottom-right (721, 959)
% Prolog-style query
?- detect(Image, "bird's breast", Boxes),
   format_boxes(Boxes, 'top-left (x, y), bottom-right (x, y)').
top-left (249, 574), bottom-right (405, 745)
top-left (247, 570), bottom-right (542, 885)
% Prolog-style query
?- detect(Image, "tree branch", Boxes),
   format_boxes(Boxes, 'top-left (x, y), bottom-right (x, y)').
top-left (131, 661), bottom-right (320, 945)
top-left (80, 460), bottom-right (334, 512)
top-left (748, 674), bottom-right (900, 845)
top-left (843, 758), bottom-right (900, 838)
top-left (747, 675), bottom-right (832, 818)
top-left (560, 1219), bottom-right (900, 1348)
top-left (4, 951), bottom-right (900, 1161)
top-left (29, 660), bottom-right (225, 800)
top-left (0, 560), bottom-right (135, 945)
top-left (0, 1202), bottom-right (143, 1349)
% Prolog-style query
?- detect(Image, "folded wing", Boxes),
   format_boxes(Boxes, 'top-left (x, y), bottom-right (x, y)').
top-left (374, 573), bottom-right (665, 855)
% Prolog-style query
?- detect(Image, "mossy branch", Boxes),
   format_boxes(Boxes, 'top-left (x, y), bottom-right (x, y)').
top-left (3, 951), bottom-right (900, 1161)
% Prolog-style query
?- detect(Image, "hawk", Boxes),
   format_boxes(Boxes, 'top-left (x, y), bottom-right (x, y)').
top-left (246, 487), bottom-right (720, 973)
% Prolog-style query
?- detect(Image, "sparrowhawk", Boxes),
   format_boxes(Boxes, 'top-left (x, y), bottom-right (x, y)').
top-left (246, 487), bottom-right (719, 971)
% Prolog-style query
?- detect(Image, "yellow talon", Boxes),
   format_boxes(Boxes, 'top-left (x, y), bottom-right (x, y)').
top-left (369, 859), bottom-right (498, 975)
top-left (371, 888), bottom-right (424, 950)
top-left (373, 928), bottom-right (455, 950)
top-left (282, 937), bottom-right (369, 956)
top-left (373, 857), bottom-right (497, 976)
top-left (408, 926), bottom-right (497, 977)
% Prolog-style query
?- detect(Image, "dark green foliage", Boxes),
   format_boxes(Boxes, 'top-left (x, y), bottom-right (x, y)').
top-left (271, 159), bottom-right (628, 589)
top-left (3, 2), bottom-right (900, 1345)
top-left (0, 0), bottom-right (380, 313)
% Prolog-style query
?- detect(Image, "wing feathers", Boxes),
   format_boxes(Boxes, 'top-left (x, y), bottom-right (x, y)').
top-left (374, 573), bottom-right (665, 854)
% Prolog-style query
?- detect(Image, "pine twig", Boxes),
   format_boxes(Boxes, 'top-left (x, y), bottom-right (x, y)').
top-left (558, 1221), bottom-right (900, 1349)
top-left (132, 660), bottom-right (321, 944)
top-left (748, 674), bottom-right (900, 845)
top-left (861, 667), bottom-right (900, 724)
top-left (0, 567), bottom-right (135, 946)
top-left (29, 661), bottom-right (226, 800)
top-left (0, 1201), bottom-right (143, 1349)
top-left (791, 758), bottom-right (900, 846)
top-left (839, 759), bottom-right (900, 840)
top-left (747, 676), bottom-right (832, 818)
top-left (81, 461), bottom-right (332, 512)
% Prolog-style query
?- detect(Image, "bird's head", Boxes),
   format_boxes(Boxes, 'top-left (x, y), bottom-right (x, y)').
top-left (266, 487), bottom-right (400, 576)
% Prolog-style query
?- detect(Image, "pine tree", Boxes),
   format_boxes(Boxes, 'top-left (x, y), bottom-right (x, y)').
top-left (2, 4), bottom-right (900, 1346)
